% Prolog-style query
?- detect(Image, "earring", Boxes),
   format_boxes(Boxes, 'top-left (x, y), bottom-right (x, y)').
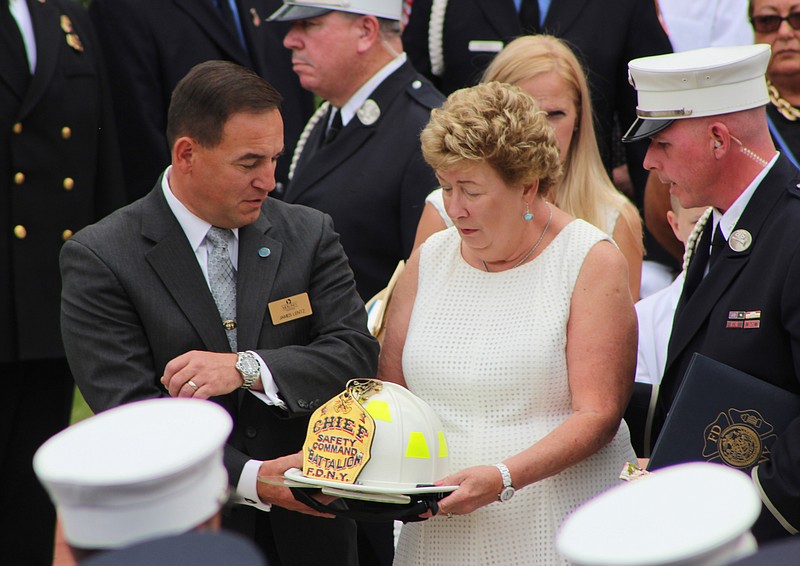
top-left (523, 201), bottom-right (534, 221)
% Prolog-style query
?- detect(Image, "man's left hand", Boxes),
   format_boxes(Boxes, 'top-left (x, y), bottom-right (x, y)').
top-left (161, 351), bottom-right (241, 399)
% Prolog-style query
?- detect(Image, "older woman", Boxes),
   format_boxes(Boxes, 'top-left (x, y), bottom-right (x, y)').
top-left (380, 82), bottom-right (637, 565)
top-left (751, 0), bottom-right (800, 165)
top-left (413, 35), bottom-right (644, 299)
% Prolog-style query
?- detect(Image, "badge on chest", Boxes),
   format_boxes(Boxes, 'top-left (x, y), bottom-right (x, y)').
top-left (268, 292), bottom-right (313, 325)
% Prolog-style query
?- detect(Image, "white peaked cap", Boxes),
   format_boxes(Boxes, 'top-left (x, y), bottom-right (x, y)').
top-left (623, 44), bottom-right (771, 142)
top-left (34, 398), bottom-right (232, 549)
top-left (268, 0), bottom-right (402, 22)
top-left (556, 462), bottom-right (762, 565)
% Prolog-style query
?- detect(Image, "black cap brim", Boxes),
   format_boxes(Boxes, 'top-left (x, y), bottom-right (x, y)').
top-left (267, 5), bottom-right (332, 22)
top-left (621, 117), bottom-right (674, 143)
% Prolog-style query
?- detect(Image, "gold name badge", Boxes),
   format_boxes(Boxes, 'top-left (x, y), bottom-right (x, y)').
top-left (268, 292), bottom-right (313, 325)
top-left (302, 380), bottom-right (380, 484)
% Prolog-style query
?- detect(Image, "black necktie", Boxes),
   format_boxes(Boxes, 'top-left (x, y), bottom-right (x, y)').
top-left (2, 1), bottom-right (31, 91)
top-left (324, 108), bottom-right (343, 145)
top-left (708, 223), bottom-right (726, 270)
top-left (518, 0), bottom-right (540, 34)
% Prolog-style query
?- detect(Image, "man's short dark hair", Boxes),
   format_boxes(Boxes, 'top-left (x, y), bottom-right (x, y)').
top-left (166, 60), bottom-right (283, 149)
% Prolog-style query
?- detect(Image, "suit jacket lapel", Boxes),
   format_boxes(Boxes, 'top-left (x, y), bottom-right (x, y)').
top-left (286, 61), bottom-right (417, 201)
top-left (142, 186), bottom-right (233, 352)
top-left (236, 213), bottom-right (282, 350)
top-left (666, 157), bottom-right (800, 371)
top-left (18, 0), bottom-right (59, 118)
top-left (0, 4), bottom-right (29, 99)
top-left (475, 0), bottom-right (521, 37)
top-left (172, 0), bottom-right (251, 66)
top-left (543, 0), bottom-right (591, 34)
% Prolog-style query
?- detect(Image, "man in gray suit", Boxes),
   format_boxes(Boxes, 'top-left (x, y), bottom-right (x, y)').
top-left (59, 60), bottom-right (377, 566)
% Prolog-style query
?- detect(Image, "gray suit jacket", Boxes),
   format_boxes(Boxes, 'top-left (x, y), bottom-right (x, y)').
top-left (60, 182), bottom-right (378, 563)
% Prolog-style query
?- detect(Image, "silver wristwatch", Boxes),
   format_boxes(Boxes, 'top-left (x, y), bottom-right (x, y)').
top-left (495, 462), bottom-right (516, 502)
top-left (235, 352), bottom-right (260, 390)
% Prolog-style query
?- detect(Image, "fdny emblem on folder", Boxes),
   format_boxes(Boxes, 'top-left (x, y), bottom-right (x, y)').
top-left (702, 409), bottom-right (776, 468)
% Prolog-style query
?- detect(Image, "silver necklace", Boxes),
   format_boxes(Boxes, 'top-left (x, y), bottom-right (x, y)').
top-left (482, 202), bottom-right (552, 272)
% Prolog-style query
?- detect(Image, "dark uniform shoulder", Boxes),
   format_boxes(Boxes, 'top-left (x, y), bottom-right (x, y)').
top-left (405, 76), bottom-right (445, 110)
top-left (788, 180), bottom-right (800, 199)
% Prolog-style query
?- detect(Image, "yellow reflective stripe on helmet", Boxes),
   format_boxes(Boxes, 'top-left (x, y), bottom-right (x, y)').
top-left (406, 432), bottom-right (431, 459)
top-left (365, 400), bottom-right (392, 422)
top-left (438, 431), bottom-right (448, 458)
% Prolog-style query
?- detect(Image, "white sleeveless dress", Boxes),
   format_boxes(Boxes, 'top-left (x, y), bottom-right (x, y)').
top-left (394, 221), bottom-right (636, 565)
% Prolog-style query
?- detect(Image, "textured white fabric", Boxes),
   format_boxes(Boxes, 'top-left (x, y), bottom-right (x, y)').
top-left (394, 221), bottom-right (636, 565)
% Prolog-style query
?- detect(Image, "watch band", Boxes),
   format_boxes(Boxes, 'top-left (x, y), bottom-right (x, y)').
top-left (495, 462), bottom-right (513, 488)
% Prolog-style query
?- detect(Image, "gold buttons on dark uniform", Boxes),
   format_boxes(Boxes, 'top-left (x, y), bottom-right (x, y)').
top-left (14, 172), bottom-right (25, 185)
top-left (61, 127), bottom-right (72, 139)
top-left (12, 122), bottom-right (22, 134)
top-left (62, 229), bottom-right (73, 241)
top-left (13, 225), bottom-right (27, 239)
top-left (63, 177), bottom-right (74, 190)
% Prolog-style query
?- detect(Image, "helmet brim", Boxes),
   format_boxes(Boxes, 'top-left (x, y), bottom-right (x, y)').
top-left (621, 117), bottom-right (674, 143)
top-left (267, 5), bottom-right (331, 21)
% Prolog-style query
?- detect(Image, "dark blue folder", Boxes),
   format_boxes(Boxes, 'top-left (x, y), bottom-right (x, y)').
top-left (648, 353), bottom-right (800, 472)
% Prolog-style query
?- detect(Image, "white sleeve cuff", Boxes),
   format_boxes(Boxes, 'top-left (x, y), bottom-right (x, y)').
top-left (248, 350), bottom-right (286, 409)
top-left (233, 459), bottom-right (272, 512)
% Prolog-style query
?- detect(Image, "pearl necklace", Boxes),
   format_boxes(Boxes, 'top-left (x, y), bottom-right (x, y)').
top-left (482, 202), bottom-right (552, 272)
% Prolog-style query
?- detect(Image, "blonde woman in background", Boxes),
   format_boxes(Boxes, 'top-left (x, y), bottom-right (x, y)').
top-left (414, 35), bottom-right (644, 299)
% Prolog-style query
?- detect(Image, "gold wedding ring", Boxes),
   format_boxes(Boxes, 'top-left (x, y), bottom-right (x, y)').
top-left (187, 380), bottom-right (198, 391)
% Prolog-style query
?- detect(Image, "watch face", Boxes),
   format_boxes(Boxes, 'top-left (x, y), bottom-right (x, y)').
top-left (237, 356), bottom-right (259, 375)
top-left (499, 486), bottom-right (515, 502)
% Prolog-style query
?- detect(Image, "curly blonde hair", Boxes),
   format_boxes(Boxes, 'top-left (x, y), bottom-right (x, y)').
top-left (420, 81), bottom-right (562, 196)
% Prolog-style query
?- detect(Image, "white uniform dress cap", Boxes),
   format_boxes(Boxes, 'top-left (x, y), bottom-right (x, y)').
top-left (268, 0), bottom-right (402, 22)
top-left (33, 398), bottom-right (232, 550)
top-left (622, 44), bottom-right (771, 142)
top-left (556, 463), bottom-right (762, 566)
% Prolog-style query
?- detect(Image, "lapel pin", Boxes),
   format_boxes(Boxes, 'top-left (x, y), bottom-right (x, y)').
top-left (66, 33), bottom-right (84, 52)
top-left (357, 99), bottom-right (380, 126)
top-left (250, 8), bottom-right (261, 27)
top-left (729, 229), bottom-right (752, 252)
top-left (60, 15), bottom-right (73, 33)
top-left (258, 247), bottom-right (270, 258)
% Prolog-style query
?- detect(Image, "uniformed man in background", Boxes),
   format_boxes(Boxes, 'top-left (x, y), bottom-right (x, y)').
top-left (0, 0), bottom-right (124, 562)
top-left (270, 0), bottom-right (444, 304)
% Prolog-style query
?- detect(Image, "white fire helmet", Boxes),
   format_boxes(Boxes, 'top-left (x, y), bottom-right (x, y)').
top-left (290, 379), bottom-right (452, 495)
top-left (287, 380), bottom-right (454, 521)
top-left (356, 380), bottom-right (450, 491)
